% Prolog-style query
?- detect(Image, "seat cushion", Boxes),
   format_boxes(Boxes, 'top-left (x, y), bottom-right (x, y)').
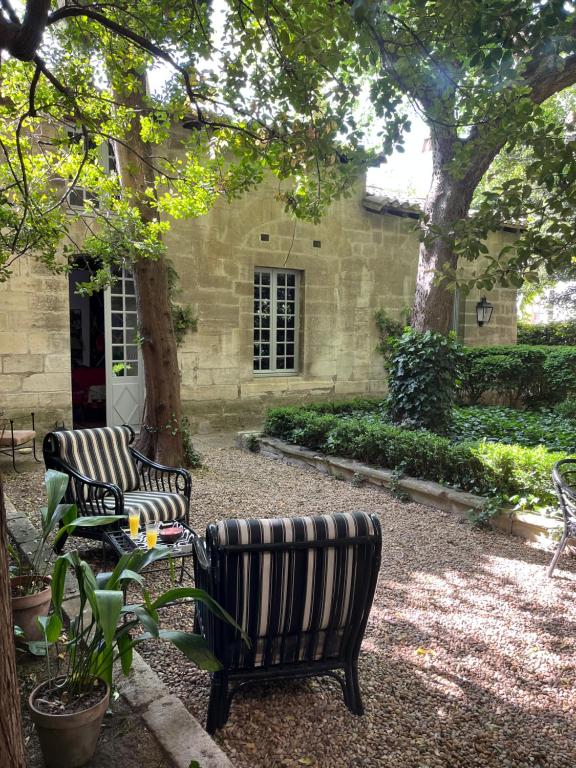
top-left (104, 490), bottom-right (187, 525)
top-left (54, 426), bottom-right (139, 492)
top-left (0, 430), bottom-right (35, 446)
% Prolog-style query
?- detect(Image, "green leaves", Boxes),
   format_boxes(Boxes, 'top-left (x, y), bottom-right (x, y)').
top-left (137, 630), bottom-right (221, 672)
top-left (386, 329), bottom-right (464, 434)
top-left (94, 590), bottom-right (124, 651)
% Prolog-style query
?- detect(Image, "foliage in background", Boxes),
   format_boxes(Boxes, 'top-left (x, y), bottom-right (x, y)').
top-left (264, 404), bottom-right (570, 509)
top-left (374, 309), bottom-right (409, 360)
top-left (450, 406), bottom-right (576, 453)
top-left (386, 330), bottom-right (464, 434)
top-left (166, 262), bottom-right (198, 347)
top-left (460, 345), bottom-right (576, 407)
top-left (517, 320), bottom-right (576, 346)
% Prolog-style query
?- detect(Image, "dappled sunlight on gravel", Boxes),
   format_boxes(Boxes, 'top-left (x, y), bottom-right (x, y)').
top-left (6, 445), bottom-right (576, 768)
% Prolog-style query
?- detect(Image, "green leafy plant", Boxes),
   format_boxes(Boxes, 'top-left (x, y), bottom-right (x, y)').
top-left (518, 321), bottom-right (576, 346)
top-left (386, 329), bottom-right (464, 433)
top-left (450, 405), bottom-right (576, 453)
top-left (460, 345), bottom-right (576, 407)
top-left (39, 547), bottom-right (248, 702)
top-left (374, 308), bottom-right (408, 360)
top-left (11, 470), bottom-right (121, 596)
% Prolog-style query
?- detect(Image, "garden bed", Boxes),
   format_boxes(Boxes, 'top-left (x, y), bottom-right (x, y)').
top-left (241, 433), bottom-right (563, 545)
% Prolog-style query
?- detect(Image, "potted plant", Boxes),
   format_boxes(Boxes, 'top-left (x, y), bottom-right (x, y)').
top-left (10, 470), bottom-right (120, 641)
top-left (29, 544), bottom-right (244, 768)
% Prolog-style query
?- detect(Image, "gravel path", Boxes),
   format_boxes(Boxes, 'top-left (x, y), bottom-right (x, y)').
top-left (5, 443), bottom-right (576, 768)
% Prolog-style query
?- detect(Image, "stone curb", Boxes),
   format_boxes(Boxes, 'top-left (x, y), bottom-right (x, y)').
top-left (116, 652), bottom-right (234, 768)
top-left (6, 493), bottom-right (234, 768)
top-left (237, 432), bottom-right (564, 546)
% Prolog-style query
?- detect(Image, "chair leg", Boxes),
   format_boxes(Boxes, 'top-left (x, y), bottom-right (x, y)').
top-left (548, 534), bottom-right (569, 578)
top-left (206, 673), bottom-right (230, 734)
top-left (344, 663), bottom-right (364, 716)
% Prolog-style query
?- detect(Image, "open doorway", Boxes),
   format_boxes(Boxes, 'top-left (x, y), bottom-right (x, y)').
top-left (69, 257), bottom-right (106, 428)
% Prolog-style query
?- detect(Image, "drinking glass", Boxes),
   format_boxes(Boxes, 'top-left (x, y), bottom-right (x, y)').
top-left (128, 510), bottom-right (140, 539)
top-left (145, 521), bottom-right (159, 549)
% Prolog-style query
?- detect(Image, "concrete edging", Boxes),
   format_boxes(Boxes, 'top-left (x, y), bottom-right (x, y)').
top-left (5, 493), bottom-right (234, 768)
top-left (237, 432), bottom-right (563, 546)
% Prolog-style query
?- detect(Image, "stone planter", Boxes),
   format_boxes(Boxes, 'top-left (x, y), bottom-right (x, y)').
top-left (10, 575), bottom-right (51, 641)
top-left (29, 678), bottom-right (110, 768)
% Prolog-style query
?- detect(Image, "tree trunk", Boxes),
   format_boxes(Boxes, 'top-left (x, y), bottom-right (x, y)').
top-left (112, 74), bottom-right (183, 465)
top-left (0, 477), bottom-right (26, 768)
top-left (412, 129), bottom-right (477, 334)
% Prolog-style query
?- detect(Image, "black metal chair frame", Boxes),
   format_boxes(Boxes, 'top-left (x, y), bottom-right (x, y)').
top-left (193, 515), bottom-right (382, 733)
top-left (549, 459), bottom-right (576, 577)
top-left (0, 411), bottom-right (41, 472)
top-left (43, 425), bottom-right (192, 552)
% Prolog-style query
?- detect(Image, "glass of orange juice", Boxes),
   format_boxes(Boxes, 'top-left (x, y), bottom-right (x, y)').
top-left (145, 521), bottom-right (159, 549)
top-left (128, 510), bottom-right (140, 539)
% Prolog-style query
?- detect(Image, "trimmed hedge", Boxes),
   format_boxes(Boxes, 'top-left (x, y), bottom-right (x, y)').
top-left (518, 320), bottom-right (576, 346)
top-left (460, 344), bottom-right (576, 406)
top-left (264, 405), bottom-right (568, 507)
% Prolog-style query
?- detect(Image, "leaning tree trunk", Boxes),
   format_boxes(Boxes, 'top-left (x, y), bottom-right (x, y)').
top-left (112, 74), bottom-right (183, 465)
top-left (0, 477), bottom-right (26, 768)
top-left (411, 128), bottom-right (476, 334)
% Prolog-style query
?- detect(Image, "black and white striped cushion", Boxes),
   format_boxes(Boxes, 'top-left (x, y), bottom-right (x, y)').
top-left (104, 490), bottom-right (186, 524)
top-left (54, 426), bottom-right (139, 493)
top-left (209, 511), bottom-right (376, 667)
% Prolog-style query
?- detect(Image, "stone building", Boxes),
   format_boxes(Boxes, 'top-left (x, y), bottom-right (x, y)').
top-left (0, 177), bottom-right (518, 435)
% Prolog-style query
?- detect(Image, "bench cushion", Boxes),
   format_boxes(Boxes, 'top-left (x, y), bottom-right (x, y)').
top-left (0, 430), bottom-right (35, 447)
top-left (53, 426), bottom-right (139, 492)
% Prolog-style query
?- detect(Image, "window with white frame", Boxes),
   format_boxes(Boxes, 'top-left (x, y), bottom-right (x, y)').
top-left (253, 268), bottom-right (300, 373)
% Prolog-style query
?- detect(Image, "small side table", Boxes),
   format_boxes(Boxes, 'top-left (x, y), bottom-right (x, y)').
top-left (104, 522), bottom-right (197, 583)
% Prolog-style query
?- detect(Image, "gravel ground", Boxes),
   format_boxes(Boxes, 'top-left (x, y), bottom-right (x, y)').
top-left (4, 443), bottom-right (576, 768)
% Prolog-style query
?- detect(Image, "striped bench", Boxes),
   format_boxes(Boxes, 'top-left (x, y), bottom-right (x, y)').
top-left (43, 425), bottom-right (191, 550)
top-left (193, 510), bottom-right (382, 733)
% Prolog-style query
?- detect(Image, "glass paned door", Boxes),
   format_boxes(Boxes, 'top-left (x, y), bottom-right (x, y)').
top-left (104, 267), bottom-right (145, 429)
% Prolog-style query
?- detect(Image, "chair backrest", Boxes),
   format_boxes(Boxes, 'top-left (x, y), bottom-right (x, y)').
top-left (44, 426), bottom-right (139, 493)
top-left (552, 459), bottom-right (576, 523)
top-left (203, 511), bottom-right (381, 670)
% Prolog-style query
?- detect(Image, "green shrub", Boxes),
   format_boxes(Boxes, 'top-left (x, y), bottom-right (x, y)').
top-left (374, 308), bottom-right (407, 359)
top-left (554, 398), bottom-right (576, 418)
top-left (518, 320), bottom-right (576, 346)
top-left (472, 442), bottom-right (565, 507)
top-left (450, 406), bottom-right (576, 452)
top-left (265, 404), bottom-right (571, 507)
top-left (387, 329), bottom-right (463, 433)
top-left (460, 344), bottom-right (576, 407)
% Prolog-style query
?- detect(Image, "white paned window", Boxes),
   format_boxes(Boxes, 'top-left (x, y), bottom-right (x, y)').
top-left (253, 268), bottom-right (300, 374)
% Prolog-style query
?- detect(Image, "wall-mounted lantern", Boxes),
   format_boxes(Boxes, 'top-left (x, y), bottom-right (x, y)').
top-left (476, 296), bottom-right (494, 327)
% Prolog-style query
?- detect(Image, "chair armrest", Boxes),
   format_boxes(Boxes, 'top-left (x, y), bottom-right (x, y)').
top-left (193, 536), bottom-right (210, 571)
top-left (130, 448), bottom-right (192, 498)
top-left (48, 459), bottom-right (123, 517)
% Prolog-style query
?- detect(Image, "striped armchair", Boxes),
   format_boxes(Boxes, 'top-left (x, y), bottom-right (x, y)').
top-left (43, 425), bottom-right (191, 551)
top-left (193, 510), bottom-right (381, 733)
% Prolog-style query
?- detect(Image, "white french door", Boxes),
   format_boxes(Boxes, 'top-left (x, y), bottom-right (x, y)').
top-left (104, 267), bottom-right (145, 429)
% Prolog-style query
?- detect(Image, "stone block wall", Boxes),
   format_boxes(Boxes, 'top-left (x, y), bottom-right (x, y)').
top-left (0, 252), bottom-right (72, 434)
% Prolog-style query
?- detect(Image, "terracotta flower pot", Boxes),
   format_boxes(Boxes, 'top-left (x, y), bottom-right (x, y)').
top-left (10, 575), bottom-right (52, 641)
top-left (29, 678), bottom-right (110, 768)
